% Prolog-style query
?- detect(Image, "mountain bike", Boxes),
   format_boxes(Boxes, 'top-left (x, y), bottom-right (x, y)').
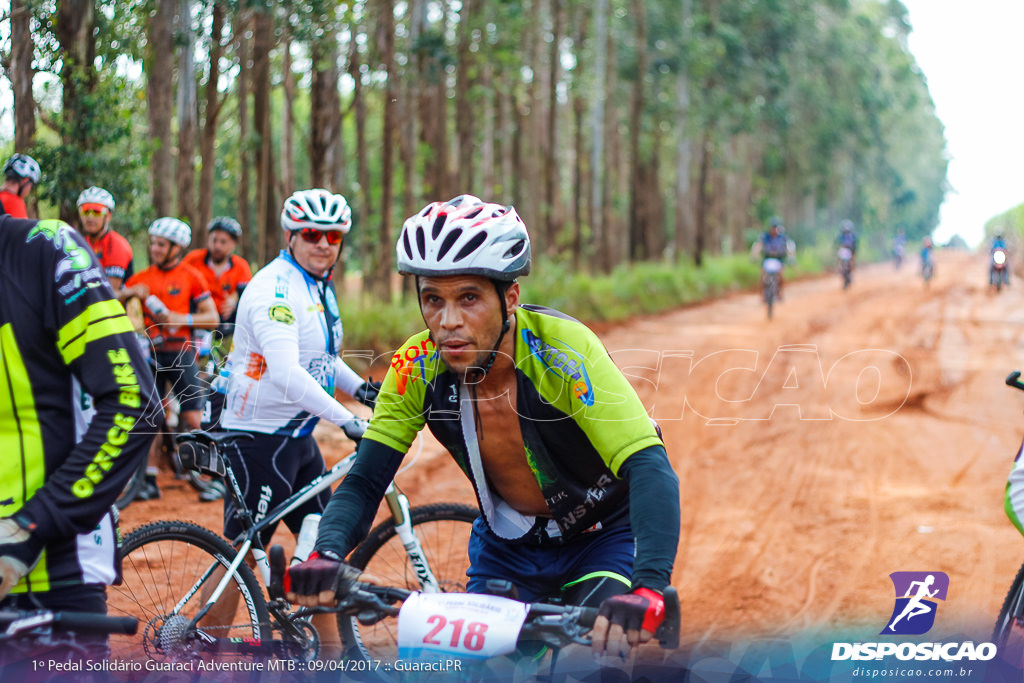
top-left (761, 258), bottom-right (783, 320)
top-left (993, 370), bottom-right (1024, 661)
top-left (837, 247), bottom-right (853, 290)
top-left (107, 430), bottom-right (476, 667)
top-left (264, 545), bottom-right (681, 682)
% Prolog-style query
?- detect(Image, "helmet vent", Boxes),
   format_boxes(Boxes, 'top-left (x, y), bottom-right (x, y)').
top-left (402, 231), bottom-right (414, 259)
top-left (415, 226), bottom-right (427, 259)
top-left (454, 231), bottom-right (487, 262)
top-left (505, 239), bottom-right (526, 258)
top-left (437, 228), bottom-right (462, 261)
top-left (431, 214), bottom-right (447, 239)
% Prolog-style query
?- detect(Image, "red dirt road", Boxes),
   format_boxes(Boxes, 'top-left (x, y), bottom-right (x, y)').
top-left (121, 249), bottom-right (1021, 645)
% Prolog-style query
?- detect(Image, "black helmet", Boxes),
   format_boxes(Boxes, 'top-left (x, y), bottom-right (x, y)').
top-left (207, 216), bottom-right (242, 238)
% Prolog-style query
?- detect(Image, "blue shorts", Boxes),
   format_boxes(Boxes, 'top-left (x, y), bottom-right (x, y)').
top-left (466, 518), bottom-right (635, 604)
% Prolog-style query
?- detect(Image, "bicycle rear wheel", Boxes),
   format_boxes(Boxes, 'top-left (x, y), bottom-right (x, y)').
top-left (339, 503), bottom-right (477, 662)
top-left (108, 521), bottom-right (270, 671)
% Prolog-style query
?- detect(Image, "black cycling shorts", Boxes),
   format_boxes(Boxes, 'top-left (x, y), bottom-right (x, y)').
top-left (153, 349), bottom-right (206, 413)
top-left (222, 433), bottom-right (330, 546)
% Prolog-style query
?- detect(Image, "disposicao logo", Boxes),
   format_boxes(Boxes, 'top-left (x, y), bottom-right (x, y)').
top-left (882, 571), bottom-right (948, 635)
top-left (831, 571), bottom-right (997, 662)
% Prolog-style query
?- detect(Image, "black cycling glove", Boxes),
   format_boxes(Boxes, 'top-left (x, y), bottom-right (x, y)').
top-left (598, 587), bottom-right (666, 634)
top-left (285, 550), bottom-right (361, 601)
top-left (353, 380), bottom-right (382, 410)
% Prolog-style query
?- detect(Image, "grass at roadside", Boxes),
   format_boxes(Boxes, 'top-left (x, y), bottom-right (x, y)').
top-left (339, 250), bottom-right (829, 366)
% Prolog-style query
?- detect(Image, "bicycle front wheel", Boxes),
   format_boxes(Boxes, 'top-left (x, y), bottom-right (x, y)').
top-left (994, 562), bottom-right (1024, 665)
top-left (339, 503), bottom-right (478, 661)
top-left (108, 521), bottom-right (270, 670)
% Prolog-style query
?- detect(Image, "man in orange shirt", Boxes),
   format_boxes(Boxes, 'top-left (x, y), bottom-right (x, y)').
top-left (76, 187), bottom-right (133, 291)
top-left (0, 154), bottom-right (40, 218)
top-left (124, 217), bottom-right (219, 499)
top-left (183, 217), bottom-right (252, 327)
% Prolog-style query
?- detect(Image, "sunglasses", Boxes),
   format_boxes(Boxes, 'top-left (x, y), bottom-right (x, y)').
top-left (296, 228), bottom-right (343, 245)
top-left (80, 208), bottom-right (107, 218)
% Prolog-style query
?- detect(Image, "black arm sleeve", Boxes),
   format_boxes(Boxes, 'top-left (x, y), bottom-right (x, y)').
top-left (618, 444), bottom-right (680, 593)
top-left (314, 438), bottom-right (406, 559)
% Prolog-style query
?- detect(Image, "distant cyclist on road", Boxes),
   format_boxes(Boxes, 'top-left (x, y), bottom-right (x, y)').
top-left (0, 213), bottom-right (160, 671)
top-left (0, 153), bottom-right (41, 218)
top-left (76, 186), bottom-right (134, 293)
top-left (751, 216), bottom-right (791, 300)
top-left (286, 195), bottom-right (680, 659)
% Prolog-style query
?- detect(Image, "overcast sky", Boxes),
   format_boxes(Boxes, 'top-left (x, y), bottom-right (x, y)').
top-left (900, 0), bottom-right (1024, 247)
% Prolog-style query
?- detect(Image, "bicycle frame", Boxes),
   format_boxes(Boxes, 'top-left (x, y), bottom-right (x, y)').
top-left (184, 443), bottom-right (445, 633)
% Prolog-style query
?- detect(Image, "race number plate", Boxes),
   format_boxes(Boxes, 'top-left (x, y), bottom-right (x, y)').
top-left (397, 592), bottom-right (529, 659)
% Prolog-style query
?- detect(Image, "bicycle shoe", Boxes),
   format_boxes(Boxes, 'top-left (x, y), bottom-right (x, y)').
top-left (137, 476), bottom-right (162, 501)
top-left (199, 480), bottom-right (225, 502)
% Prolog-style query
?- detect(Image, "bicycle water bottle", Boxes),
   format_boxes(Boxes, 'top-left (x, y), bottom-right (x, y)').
top-left (291, 513), bottom-right (321, 565)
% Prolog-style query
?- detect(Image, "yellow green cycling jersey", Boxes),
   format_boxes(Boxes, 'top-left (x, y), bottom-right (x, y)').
top-left (366, 304), bottom-right (663, 540)
top-left (0, 216), bottom-right (159, 592)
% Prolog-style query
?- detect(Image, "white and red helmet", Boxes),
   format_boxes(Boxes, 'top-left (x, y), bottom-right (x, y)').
top-left (281, 189), bottom-right (352, 233)
top-left (396, 195), bottom-right (531, 281)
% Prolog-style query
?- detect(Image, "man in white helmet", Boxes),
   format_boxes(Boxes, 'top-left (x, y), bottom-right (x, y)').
top-left (0, 153), bottom-right (41, 219)
top-left (287, 195), bottom-right (680, 661)
top-left (75, 186), bottom-right (134, 292)
top-left (212, 189), bottom-right (379, 654)
top-left (123, 217), bottom-right (219, 499)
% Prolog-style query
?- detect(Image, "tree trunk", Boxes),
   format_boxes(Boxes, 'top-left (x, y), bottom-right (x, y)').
top-left (176, 0), bottom-right (197, 239)
top-left (628, 1), bottom-right (647, 261)
top-left (375, 0), bottom-right (397, 301)
top-left (570, 1), bottom-right (590, 270)
top-left (544, 0), bottom-right (564, 255)
top-left (9, 0), bottom-right (36, 152)
top-left (455, 0), bottom-right (475, 191)
top-left (197, 2), bottom-right (226, 244)
top-left (349, 20), bottom-right (372, 283)
top-left (280, 28), bottom-right (295, 197)
top-left (310, 25), bottom-right (340, 189)
top-left (252, 8), bottom-right (277, 265)
top-left (673, 0), bottom-right (693, 262)
top-left (148, 0), bottom-right (175, 217)
top-left (694, 129), bottom-right (712, 267)
top-left (235, 9), bottom-right (252, 261)
top-left (589, 0), bottom-right (609, 271)
top-left (56, 0), bottom-right (97, 222)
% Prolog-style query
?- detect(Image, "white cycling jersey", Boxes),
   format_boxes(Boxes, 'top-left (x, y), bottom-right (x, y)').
top-left (222, 250), bottom-right (363, 436)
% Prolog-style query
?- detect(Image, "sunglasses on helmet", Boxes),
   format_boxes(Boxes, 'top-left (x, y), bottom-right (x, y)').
top-left (295, 228), bottom-right (343, 245)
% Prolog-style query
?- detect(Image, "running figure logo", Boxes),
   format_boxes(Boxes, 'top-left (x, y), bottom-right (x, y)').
top-left (881, 571), bottom-right (949, 635)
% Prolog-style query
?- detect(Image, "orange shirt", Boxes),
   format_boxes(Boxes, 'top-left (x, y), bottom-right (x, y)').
top-left (182, 250), bottom-right (252, 318)
top-left (0, 191), bottom-right (28, 218)
top-left (86, 228), bottom-right (134, 283)
top-left (126, 262), bottom-right (211, 351)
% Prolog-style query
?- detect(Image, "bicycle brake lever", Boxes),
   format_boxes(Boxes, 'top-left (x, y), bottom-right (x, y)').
top-left (655, 586), bottom-right (680, 649)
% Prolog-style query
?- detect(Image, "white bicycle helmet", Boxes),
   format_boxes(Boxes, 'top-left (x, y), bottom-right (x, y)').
top-left (4, 153), bottom-right (41, 184)
top-left (208, 216), bottom-right (242, 238)
top-left (281, 189), bottom-right (352, 233)
top-left (397, 195), bottom-right (531, 281)
top-left (148, 217), bottom-right (192, 248)
top-left (77, 186), bottom-right (116, 211)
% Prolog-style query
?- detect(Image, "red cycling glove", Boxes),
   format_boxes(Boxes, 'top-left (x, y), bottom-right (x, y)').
top-left (597, 587), bottom-right (666, 634)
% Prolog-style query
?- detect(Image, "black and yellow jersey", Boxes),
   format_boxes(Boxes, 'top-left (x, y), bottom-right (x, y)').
top-left (0, 215), bottom-right (160, 593)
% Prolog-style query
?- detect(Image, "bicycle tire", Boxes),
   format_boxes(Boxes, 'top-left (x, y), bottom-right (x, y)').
top-left (108, 521), bottom-right (270, 669)
top-left (339, 503), bottom-right (478, 662)
top-left (115, 458), bottom-right (148, 511)
top-left (993, 562), bottom-right (1024, 646)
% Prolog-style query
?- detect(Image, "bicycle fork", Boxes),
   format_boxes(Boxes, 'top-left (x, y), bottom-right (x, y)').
top-left (383, 483), bottom-right (443, 592)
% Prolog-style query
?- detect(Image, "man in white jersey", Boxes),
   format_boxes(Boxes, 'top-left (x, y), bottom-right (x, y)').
top-left (217, 189), bottom-right (379, 652)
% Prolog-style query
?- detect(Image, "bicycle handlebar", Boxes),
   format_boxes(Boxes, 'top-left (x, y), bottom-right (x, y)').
top-left (0, 610), bottom-right (138, 637)
top-left (269, 544), bottom-right (680, 649)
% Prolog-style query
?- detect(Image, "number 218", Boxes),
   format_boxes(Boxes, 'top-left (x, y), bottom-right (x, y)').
top-left (423, 615), bottom-right (488, 651)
